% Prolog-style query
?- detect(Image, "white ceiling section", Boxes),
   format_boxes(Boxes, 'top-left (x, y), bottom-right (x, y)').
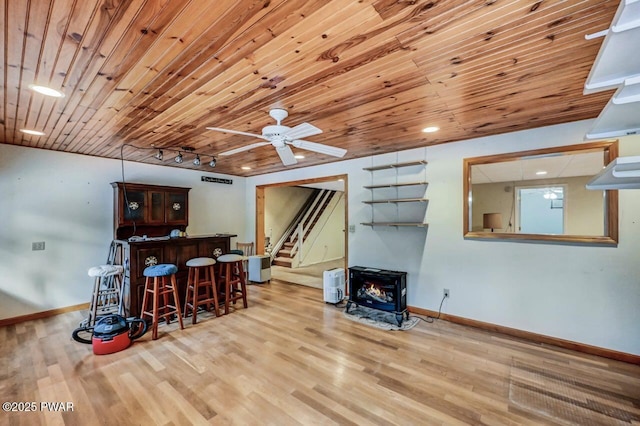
top-left (584, 0), bottom-right (640, 141)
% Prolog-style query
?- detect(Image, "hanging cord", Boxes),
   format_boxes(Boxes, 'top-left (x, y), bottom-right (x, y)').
top-left (120, 144), bottom-right (137, 237)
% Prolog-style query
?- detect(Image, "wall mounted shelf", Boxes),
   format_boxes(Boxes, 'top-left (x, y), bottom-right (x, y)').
top-left (584, 0), bottom-right (640, 140)
top-left (362, 158), bottom-right (428, 229)
top-left (363, 181), bottom-right (428, 189)
top-left (362, 160), bottom-right (427, 172)
top-left (584, 0), bottom-right (640, 93)
top-left (363, 198), bottom-right (428, 204)
top-left (361, 222), bottom-right (428, 227)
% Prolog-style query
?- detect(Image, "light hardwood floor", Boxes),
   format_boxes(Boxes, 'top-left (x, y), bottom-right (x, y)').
top-left (1, 280), bottom-right (639, 425)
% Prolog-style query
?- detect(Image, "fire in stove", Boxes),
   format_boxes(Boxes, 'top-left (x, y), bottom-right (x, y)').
top-left (357, 281), bottom-right (394, 304)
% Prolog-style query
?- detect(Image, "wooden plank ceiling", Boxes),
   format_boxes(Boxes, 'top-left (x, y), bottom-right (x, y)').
top-left (1, 0), bottom-right (617, 177)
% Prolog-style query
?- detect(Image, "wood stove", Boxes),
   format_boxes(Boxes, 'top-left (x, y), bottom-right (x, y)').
top-left (346, 266), bottom-right (408, 326)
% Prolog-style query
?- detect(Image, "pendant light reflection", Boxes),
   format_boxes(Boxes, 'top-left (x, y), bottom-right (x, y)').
top-left (209, 158), bottom-right (216, 168)
top-left (175, 152), bottom-right (183, 163)
top-left (193, 155), bottom-right (201, 166)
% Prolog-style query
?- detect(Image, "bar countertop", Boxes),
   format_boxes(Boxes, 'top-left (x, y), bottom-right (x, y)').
top-left (117, 233), bottom-right (237, 244)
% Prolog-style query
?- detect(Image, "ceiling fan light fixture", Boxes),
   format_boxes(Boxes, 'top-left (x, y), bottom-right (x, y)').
top-left (422, 126), bottom-right (439, 133)
top-left (28, 84), bottom-right (65, 98)
top-left (175, 152), bottom-right (183, 163)
top-left (193, 154), bottom-right (201, 166)
top-left (155, 149), bottom-right (163, 160)
top-left (20, 128), bottom-right (46, 136)
top-left (209, 158), bottom-right (217, 168)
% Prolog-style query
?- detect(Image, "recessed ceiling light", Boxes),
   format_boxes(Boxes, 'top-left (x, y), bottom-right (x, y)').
top-left (536, 171), bottom-right (548, 175)
top-left (241, 166), bottom-right (251, 170)
top-left (294, 154), bottom-right (305, 159)
top-left (20, 129), bottom-right (46, 136)
top-left (422, 126), bottom-right (439, 133)
top-left (28, 84), bottom-right (65, 98)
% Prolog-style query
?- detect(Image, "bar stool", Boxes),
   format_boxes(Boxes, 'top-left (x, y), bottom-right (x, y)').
top-left (184, 257), bottom-right (220, 324)
top-left (141, 264), bottom-right (184, 340)
top-left (86, 265), bottom-right (124, 327)
top-left (216, 254), bottom-right (248, 315)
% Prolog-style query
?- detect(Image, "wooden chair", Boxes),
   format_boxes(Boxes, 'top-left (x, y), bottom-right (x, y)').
top-left (236, 242), bottom-right (254, 280)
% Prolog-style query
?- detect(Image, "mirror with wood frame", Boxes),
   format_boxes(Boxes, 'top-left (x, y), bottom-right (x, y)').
top-left (463, 140), bottom-right (618, 245)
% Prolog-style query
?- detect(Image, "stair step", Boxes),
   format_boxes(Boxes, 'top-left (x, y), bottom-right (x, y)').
top-left (278, 249), bottom-right (293, 257)
top-left (273, 257), bottom-right (293, 268)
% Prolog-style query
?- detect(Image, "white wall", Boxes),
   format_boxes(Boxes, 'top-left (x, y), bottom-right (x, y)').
top-left (299, 192), bottom-right (345, 266)
top-left (265, 186), bottom-right (315, 244)
top-left (246, 120), bottom-right (640, 355)
top-left (0, 144), bottom-right (246, 320)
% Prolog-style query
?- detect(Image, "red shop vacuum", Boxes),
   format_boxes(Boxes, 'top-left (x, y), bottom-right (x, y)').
top-left (73, 315), bottom-right (147, 355)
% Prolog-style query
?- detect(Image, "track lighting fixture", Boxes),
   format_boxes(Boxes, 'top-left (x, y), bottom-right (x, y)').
top-left (193, 154), bottom-right (201, 166)
top-left (175, 152), bottom-right (183, 163)
top-left (209, 158), bottom-right (217, 168)
top-left (155, 149), bottom-right (163, 160)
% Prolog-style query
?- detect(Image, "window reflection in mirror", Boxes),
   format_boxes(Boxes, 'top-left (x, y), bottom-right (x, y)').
top-left (463, 141), bottom-right (618, 245)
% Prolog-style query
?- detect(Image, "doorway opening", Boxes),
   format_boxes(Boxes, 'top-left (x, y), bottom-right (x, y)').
top-left (515, 185), bottom-right (566, 234)
top-left (256, 174), bottom-right (348, 288)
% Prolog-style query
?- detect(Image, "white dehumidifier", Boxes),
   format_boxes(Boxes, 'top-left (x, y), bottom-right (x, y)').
top-left (248, 255), bottom-right (271, 283)
top-left (323, 268), bottom-right (345, 304)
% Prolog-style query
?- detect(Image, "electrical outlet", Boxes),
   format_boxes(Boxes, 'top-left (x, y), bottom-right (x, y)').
top-left (443, 288), bottom-right (450, 298)
top-left (32, 241), bottom-right (45, 251)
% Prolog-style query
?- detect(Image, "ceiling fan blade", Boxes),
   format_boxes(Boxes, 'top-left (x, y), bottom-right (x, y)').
top-left (284, 122), bottom-right (322, 140)
top-left (218, 142), bottom-right (270, 156)
top-left (276, 145), bottom-right (297, 166)
top-left (290, 139), bottom-right (347, 157)
top-left (206, 127), bottom-right (268, 140)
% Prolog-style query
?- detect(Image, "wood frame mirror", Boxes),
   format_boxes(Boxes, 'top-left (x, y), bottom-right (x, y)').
top-left (463, 141), bottom-right (618, 245)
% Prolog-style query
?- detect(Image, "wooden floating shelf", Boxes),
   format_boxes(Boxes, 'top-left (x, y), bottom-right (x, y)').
top-left (363, 198), bottom-right (428, 204)
top-left (363, 160), bottom-right (428, 171)
top-left (363, 181), bottom-right (428, 189)
top-left (361, 222), bottom-right (428, 227)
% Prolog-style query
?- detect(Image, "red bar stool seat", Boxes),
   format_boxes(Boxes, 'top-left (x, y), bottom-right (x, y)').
top-left (184, 257), bottom-right (220, 324)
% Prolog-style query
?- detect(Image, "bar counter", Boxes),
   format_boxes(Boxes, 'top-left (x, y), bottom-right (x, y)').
top-left (117, 234), bottom-right (237, 317)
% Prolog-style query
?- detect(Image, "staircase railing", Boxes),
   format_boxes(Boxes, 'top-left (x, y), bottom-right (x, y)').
top-left (298, 191), bottom-right (343, 265)
top-left (269, 189), bottom-right (321, 261)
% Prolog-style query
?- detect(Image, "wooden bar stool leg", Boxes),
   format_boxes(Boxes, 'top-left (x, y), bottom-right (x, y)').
top-left (238, 261), bottom-right (248, 308)
top-left (191, 268), bottom-right (200, 325)
top-left (225, 263), bottom-right (231, 315)
top-left (152, 277), bottom-right (160, 340)
top-left (171, 274), bottom-right (184, 330)
top-left (209, 264), bottom-right (220, 317)
top-left (184, 268), bottom-right (191, 318)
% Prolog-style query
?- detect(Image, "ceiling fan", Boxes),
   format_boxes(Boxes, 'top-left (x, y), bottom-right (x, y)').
top-left (206, 108), bottom-right (347, 166)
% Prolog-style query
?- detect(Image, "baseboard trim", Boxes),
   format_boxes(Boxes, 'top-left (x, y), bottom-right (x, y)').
top-left (408, 306), bottom-right (640, 365)
top-left (0, 303), bottom-right (89, 327)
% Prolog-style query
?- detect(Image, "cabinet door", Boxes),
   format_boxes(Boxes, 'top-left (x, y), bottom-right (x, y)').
top-left (132, 246), bottom-right (164, 280)
top-left (199, 238), bottom-right (229, 259)
top-left (121, 190), bottom-right (146, 225)
top-left (166, 191), bottom-right (187, 224)
top-left (148, 191), bottom-right (165, 224)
